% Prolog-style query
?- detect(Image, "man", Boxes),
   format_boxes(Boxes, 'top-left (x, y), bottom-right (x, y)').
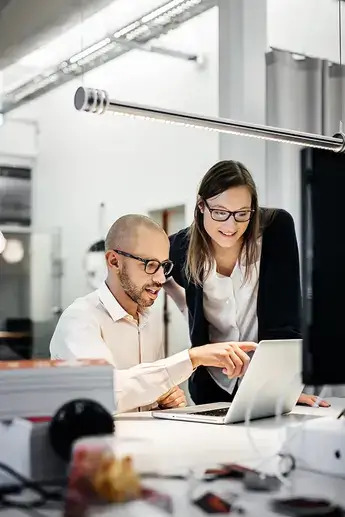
top-left (50, 214), bottom-right (255, 413)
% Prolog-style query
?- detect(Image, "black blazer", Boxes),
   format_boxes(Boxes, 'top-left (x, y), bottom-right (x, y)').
top-left (169, 208), bottom-right (302, 405)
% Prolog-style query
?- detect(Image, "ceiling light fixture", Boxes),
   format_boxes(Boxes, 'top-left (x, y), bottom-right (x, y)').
top-left (113, 21), bottom-right (141, 39)
top-left (74, 86), bottom-right (345, 152)
top-left (69, 38), bottom-right (112, 64)
top-left (141, 0), bottom-right (187, 23)
top-left (2, 238), bottom-right (24, 264)
top-left (2, 0), bottom-right (214, 114)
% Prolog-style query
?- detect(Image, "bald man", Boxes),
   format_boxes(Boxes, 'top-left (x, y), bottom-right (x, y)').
top-left (50, 215), bottom-right (254, 413)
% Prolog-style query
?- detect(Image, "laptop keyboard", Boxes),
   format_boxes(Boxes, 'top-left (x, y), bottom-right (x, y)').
top-left (190, 408), bottom-right (229, 417)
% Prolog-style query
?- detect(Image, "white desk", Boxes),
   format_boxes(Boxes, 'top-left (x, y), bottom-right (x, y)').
top-left (111, 398), bottom-right (345, 516)
top-left (5, 398), bottom-right (345, 516)
top-left (114, 398), bottom-right (343, 471)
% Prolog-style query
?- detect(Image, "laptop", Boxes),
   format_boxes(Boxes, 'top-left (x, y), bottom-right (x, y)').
top-left (152, 339), bottom-right (303, 424)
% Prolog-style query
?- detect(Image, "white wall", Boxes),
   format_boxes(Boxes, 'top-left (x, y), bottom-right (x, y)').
top-left (268, 0), bottom-right (344, 62)
top-left (4, 1), bottom-right (341, 310)
top-left (0, 119), bottom-right (37, 167)
top-left (8, 8), bottom-right (219, 308)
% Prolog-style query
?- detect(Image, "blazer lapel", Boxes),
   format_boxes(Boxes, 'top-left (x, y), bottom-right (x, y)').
top-left (187, 282), bottom-right (209, 346)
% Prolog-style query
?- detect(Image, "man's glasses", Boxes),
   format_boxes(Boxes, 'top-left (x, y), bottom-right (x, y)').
top-left (202, 199), bottom-right (255, 222)
top-left (113, 250), bottom-right (174, 277)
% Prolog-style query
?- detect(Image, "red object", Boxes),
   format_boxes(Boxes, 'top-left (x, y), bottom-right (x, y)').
top-left (25, 416), bottom-right (52, 423)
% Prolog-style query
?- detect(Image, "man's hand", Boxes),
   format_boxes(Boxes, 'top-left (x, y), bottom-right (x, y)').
top-left (189, 342), bottom-right (257, 378)
top-left (297, 393), bottom-right (330, 407)
top-left (157, 386), bottom-right (187, 409)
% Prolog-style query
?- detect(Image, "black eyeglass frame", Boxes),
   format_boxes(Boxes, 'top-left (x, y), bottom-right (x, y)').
top-left (202, 198), bottom-right (255, 222)
top-left (113, 249), bottom-right (174, 276)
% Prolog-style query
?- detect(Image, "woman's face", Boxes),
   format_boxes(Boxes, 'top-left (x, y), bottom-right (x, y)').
top-left (200, 186), bottom-right (252, 249)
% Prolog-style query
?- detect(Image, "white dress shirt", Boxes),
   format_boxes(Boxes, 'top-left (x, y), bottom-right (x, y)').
top-left (203, 244), bottom-right (261, 394)
top-left (50, 282), bottom-right (193, 413)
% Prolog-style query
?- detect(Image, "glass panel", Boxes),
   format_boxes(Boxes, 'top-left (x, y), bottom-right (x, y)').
top-left (0, 228), bottom-right (61, 360)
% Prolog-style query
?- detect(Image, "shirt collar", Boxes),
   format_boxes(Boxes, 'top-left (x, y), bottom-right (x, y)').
top-left (97, 281), bottom-right (151, 326)
top-left (97, 282), bottom-right (128, 322)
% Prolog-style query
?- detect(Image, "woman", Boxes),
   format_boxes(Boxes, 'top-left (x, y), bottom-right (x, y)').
top-left (165, 160), bottom-right (329, 408)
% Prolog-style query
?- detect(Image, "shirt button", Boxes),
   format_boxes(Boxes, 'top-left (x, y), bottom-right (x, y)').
top-left (126, 315), bottom-right (133, 321)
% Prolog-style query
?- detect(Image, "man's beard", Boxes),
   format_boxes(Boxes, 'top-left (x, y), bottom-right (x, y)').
top-left (119, 264), bottom-right (161, 311)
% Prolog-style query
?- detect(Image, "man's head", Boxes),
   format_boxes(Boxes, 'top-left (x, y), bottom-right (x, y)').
top-left (105, 215), bottom-right (172, 312)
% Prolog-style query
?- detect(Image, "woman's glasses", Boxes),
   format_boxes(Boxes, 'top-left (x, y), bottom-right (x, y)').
top-left (202, 199), bottom-right (255, 222)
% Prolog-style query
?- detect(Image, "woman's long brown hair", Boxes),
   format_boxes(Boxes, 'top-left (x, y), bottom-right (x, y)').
top-left (186, 160), bottom-right (273, 285)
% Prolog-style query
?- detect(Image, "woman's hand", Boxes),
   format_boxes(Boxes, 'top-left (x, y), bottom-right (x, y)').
top-left (297, 393), bottom-right (330, 407)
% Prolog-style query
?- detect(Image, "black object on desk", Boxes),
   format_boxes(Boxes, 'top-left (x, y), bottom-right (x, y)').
top-left (243, 471), bottom-right (281, 492)
top-left (272, 497), bottom-right (344, 517)
top-left (49, 398), bottom-right (114, 461)
top-left (204, 464), bottom-right (256, 481)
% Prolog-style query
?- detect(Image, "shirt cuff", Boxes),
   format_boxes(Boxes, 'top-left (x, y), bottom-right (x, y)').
top-left (164, 349), bottom-right (193, 386)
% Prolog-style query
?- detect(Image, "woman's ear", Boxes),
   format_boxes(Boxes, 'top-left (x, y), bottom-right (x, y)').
top-left (198, 200), bottom-right (205, 214)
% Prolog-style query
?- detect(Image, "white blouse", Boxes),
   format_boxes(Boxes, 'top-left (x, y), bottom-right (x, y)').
top-left (203, 243), bottom-right (261, 394)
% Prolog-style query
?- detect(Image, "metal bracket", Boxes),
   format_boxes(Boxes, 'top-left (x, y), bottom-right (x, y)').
top-left (114, 37), bottom-right (200, 62)
top-left (332, 132), bottom-right (345, 153)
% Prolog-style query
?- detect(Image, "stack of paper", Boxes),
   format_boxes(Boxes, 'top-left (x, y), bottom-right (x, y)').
top-left (0, 359), bottom-right (115, 420)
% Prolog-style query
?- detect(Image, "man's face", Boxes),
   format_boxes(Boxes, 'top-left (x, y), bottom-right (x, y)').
top-left (116, 227), bottom-right (169, 311)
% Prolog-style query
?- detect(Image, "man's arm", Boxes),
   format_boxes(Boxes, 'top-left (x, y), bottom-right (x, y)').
top-left (50, 309), bottom-right (257, 413)
top-left (115, 351), bottom-right (192, 412)
top-left (50, 308), bottom-right (193, 413)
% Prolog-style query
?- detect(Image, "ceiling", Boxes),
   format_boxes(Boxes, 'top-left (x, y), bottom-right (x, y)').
top-left (0, 0), bottom-right (115, 69)
top-left (0, 0), bottom-right (216, 113)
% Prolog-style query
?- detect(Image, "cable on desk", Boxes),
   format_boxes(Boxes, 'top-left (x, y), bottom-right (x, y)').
top-left (243, 377), bottom-right (293, 486)
top-left (0, 462), bottom-right (65, 510)
top-left (275, 385), bottom-right (328, 473)
top-left (337, 408), bottom-right (345, 419)
top-left (244, 377), bottom-right (272, 456)
top-left (17, 509), bottom-right (48, 517)
top-left (257, 384), bottom-right (328, 483)
top-left (244, 376), bottom-right (328, 486)
top-left (277, 453), bottom-right (296, 477)
top-left (0, 507), bottom-right (48, 517)
top-left (273, 372), bottom-right (305, 452)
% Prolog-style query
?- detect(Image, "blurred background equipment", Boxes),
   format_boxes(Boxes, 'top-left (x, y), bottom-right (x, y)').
top-left (0, 359), bottom-right (115, 485)
top-left (0, 165), bottom-right (31, 225)
top-left (0, 230), bottom-right (6, 253)
top-left (84, 202), bottom-right (107, 290)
